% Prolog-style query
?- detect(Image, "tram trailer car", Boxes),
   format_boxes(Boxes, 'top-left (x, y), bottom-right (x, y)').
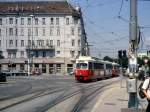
top-left (75, 56), bottom-right (116, 82)
top-left (112, 63), bottom-right (120, 77)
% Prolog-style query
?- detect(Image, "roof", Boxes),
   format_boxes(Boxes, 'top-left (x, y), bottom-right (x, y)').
top-left (0, 1), bottom-right (80, 15)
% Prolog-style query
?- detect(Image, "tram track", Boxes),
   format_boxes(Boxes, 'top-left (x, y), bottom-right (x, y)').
top-left (71, 84), bottom-right (114, 112)
top-left (0, 77), bottom-right (119, 112)
top-left (35, 80), bottom-right (119, 112)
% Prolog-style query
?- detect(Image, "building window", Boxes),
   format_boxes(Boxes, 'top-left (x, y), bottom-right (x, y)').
top-left (35, 27), bottom-right (38, 36)
top-left (50, 40), bottom-right (53, 46)
top-left (43, 51), bottom-right (46, 57)
top-left (35, 51), bottom-right (38, 57)
top-left (15, 28), bottom-right (18, 36)
top-left (71, 28), bottom-right (75, 35)
top-left (21, 28), bottom-right (24, 36)
top-left (20, 64), bottom-right (24, 70)
top-left (15, 40), bottom-right (17, 47)
top-left (35, 18), bottom-right (38, 25)
top-left (13, 53), bottom-right (16, 58)
top-left (57, 28), bottom-right (60, 36)
top-left (0, 18), bottom-right (2, 25)
top-left (28, 28), bottom-right (31, 36)
top-left (0, 29), bottom-right (1, 36)
top-left (28, 40), bottom-right (31, 47)
top-left (50, 18), bottom-right (54, 25)
top-left (42, 64), bottom-right (46, 73)
top-left (78, 39), bottom-right (80, 46)
top-left (42, 18), bottom-right (46, 25)
top-left (21, 51), bottom-right (24, 57)
top-left (21, 40), bottom-right (24, 47)
top-left (56, 64), bottom-right (61, 73)
top-left (73, 18), bottom-right (78, 24)
top-left (9, 28), bottom-right (13, 36)
top-left (78, 51), bottom-right (80, 56)
top-left (9, 18), bottom-right (13, 24)
top-left (78, 27), bottom-right (81, 35)
top-left (66, 18), bottom-right (69, 25)
top-left (28, 18), bottom-right (31, 25)
top-left (70, 51), bottom-right (75, 57)
top-left (42, 28), bottom-right (46, 36)
top-left (8, 52), bottom-right (11, 58)
top-left (21, 18), bottom-right (24, 25)
top-left (56, 18), bottom-right (59, 25)
top-left (56, 51), bottom-right (60, 54)
top-left (72, 39), bottom-right (75, 46)
top-left (9, 40), bottom-right (13, 47)
top-left (37, 40), bottom-right (44, 47)
top-left (50, 28), bottom-right (53, 36)
top-left (15, 18), bottom-right (18, 24)
top-left (57, 40), bottom-right (60, 47)
top-left (49, 64), bottom-right (54, 74)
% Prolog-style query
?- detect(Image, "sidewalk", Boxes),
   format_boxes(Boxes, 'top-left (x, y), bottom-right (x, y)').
top-left (92, 78), bottom-right (147, 112)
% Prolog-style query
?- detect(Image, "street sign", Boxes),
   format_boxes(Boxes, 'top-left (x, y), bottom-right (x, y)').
top-left (129, 57), bottom-right (137, 65)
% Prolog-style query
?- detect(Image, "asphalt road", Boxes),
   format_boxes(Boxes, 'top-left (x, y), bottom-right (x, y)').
top-left (0, 75), bottom-right (120, 112)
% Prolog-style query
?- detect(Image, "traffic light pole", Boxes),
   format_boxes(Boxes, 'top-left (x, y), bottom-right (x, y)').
top-left (127, 0), bottom-right (138, 108)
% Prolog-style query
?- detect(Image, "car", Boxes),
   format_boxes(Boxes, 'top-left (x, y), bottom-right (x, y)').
top-left (68, 71), bottom-right (74, 75)
top-left (1, 70), bottom-right (11, 76)
top-left (0, 72), bottom-right (6, 82)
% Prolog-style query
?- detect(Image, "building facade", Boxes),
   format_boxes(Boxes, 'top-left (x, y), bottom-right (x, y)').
top-left (0, 1), bottom-right (88, 75)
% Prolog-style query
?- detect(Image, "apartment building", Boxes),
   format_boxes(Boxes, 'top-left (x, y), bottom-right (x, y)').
top-left (0, 1), bottom-right (88, 74)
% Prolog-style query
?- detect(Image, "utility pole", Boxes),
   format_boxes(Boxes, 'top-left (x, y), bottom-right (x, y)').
top-left (127, 0), bottom-right (138, 109)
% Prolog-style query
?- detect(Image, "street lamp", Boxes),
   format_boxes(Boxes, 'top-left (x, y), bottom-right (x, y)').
top-left (27, 14), bottom-right (34, 76)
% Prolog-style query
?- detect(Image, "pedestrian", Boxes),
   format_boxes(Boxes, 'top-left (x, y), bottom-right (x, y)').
top-left (142, 71), bottom-right (150, 112)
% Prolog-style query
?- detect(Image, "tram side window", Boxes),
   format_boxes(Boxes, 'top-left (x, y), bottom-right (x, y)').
top-left (88, 62), bottom-right (92, 69)
top-left (99, 63), bottom-right (104, 69)
top-left (93, 63), bottom-right (104, 69)
top-left (106, 64), bottom-right (112, 69)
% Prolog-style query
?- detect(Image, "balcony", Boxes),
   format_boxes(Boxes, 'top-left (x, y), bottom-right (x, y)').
top-left (26, 45), bottom-right (55, 51)
top-left (6, 46), bottom-right (18, 51)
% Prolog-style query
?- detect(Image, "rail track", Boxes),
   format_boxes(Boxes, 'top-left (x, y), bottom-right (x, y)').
top-left (0, 77), bottom-right (119, 112)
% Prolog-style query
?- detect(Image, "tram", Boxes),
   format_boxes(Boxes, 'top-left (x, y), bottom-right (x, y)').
top-left (112, 63), bottom-right (120, 77)
top-left (75, 56), bottom-right (119, 82)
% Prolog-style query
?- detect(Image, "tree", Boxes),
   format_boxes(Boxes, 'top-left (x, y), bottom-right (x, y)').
top-left (103, 56), bottom-right (113, 62)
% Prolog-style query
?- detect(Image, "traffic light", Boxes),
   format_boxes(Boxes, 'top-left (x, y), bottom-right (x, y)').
top-left (118, 50), bottom-right (122, 58)
top-left (123, 50), bottom-right (127, 57)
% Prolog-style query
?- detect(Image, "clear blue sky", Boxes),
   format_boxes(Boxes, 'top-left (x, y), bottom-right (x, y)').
top-left (0, 0), bottom-right (150, 58)
top-left (70, 0), bottom-right (150, 58)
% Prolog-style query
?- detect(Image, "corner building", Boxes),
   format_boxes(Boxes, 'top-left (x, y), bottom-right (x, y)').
top-left (0, 1), bottom-right (87, 75)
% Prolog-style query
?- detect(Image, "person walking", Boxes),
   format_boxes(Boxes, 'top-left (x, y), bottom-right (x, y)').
top-left (142, 71), bottom-right (150, 112)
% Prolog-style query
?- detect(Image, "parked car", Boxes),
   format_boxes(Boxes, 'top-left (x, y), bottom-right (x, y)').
top-left (1, 70), bottom-right (11, 76)
top-left (0, 72), bottom-right (6, 82)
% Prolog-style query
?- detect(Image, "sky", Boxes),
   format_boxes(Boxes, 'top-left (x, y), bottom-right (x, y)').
top-left (69, 0), bottom-right (150, 58)
top-left (0, 0), bottom-right (150, 58)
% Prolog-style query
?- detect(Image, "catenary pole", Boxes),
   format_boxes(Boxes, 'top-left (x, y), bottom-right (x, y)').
top-left (128, 0), bottom-right (138, 108)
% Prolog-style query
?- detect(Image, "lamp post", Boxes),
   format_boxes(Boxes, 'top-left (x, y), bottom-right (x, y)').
top-left (28, 14), bottom-right (34, 76)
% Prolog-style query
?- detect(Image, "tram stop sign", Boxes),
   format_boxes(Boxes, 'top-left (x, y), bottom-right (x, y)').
top-left (129, 57), bottom-right (137, 65)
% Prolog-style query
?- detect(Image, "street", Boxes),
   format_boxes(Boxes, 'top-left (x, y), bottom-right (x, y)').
top-left (0, 75), bottom-right (120, 112)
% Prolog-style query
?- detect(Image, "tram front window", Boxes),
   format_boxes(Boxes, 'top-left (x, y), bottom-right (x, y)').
top-left (76, 63), bottom-right (88, 69)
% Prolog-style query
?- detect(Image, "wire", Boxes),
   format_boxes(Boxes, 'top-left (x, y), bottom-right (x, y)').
top-left (118, 0), bottom-right (124, 16)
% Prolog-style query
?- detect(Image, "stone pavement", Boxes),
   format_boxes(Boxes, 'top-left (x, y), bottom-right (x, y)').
top-left (91, 78), bottom-right (147, 112)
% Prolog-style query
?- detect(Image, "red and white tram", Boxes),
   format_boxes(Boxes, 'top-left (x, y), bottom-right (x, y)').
top-left (75, 56), bottom-right (118, 82)
top-left (112, 63), bottom-right (120, 77)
